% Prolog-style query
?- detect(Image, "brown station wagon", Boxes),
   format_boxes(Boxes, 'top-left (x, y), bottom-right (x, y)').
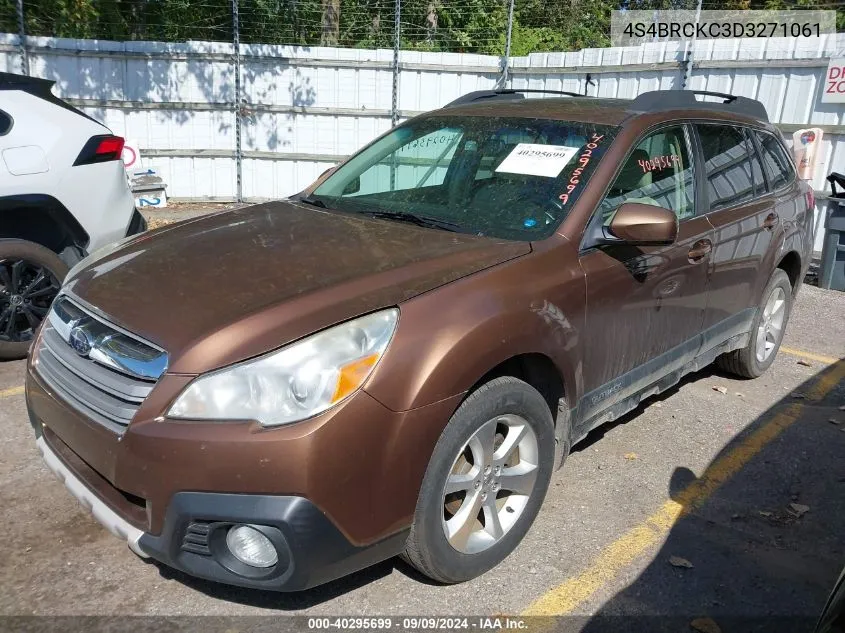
top-left (25, 88), bottom-right (814, 591)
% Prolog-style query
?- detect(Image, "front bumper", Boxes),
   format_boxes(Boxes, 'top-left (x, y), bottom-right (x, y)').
top-left (26, 358), bottom-right (461, 590)
top-left (138, 492), bottom-right (409, 591)
top-left (35, 428), bottom-right (407, 591)
top-left (35, 435), bottom-right (147, 558)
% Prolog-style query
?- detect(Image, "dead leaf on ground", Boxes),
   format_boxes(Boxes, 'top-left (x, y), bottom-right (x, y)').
top-left (840, 404), bottom-right (845, 411)
top-left (669, 555), bottom-right (694, 569)
top-left (691, 617), bottom-right (722, 633)
top-left (712, 386), bottom-right (728, 394)
top-left (791, 392), bottom-right (807, 399)
top-left (758, 510), bottom-right (773, 517)
top-left (789, 503), bottom-right (810, 517)
top-left (829, 418), bottom-right (842, 425)
top-left (623, 452), bottom-right (639, 461)
top-left (735, 392), bottom-right (745, 398)
top-left (797, 359), bottom-right (813, 367)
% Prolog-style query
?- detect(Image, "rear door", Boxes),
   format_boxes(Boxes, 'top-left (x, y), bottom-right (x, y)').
top-left (694, 123), bottom-right (779, 350)
top-left (578, 124), bottom-right (713, 426)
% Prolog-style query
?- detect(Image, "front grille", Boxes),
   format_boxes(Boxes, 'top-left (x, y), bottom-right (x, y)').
top-left (34, 295), bottom-right (167, 434)
top-left (181, 521), bottom-right (212, 556)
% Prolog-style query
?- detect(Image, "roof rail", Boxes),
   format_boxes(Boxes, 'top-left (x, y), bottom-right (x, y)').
top-left (445, 88), bottom-right (584, 108)
top-left (630, 90), bottom-right (769, 122)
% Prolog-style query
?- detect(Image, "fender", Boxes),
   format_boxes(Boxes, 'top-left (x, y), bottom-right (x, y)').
top-left (366, 240), bottom-right (586, 414)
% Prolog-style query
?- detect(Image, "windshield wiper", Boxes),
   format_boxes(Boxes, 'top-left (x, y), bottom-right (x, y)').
top-left (362, 210), bottom-right (461, 232)
top-left (294, 194), bottom-right (327, 208)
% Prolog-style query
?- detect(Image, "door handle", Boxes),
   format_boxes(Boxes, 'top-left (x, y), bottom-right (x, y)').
top-left (688, 238), bottom-right (712, 264)
top-left (763, 212), bottom-right (780, 230)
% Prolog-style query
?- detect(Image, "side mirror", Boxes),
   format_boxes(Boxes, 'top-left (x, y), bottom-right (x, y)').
top-left (342, 175), bottom-right (361, 195)
top-left (607, 202), bottom-right (678, 246)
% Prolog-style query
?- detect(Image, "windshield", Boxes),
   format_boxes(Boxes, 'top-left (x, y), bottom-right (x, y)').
top-left (311, 115), bottom-right (618, 240)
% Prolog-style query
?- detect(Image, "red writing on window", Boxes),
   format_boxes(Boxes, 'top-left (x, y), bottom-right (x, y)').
top-left (638, 154), bottom-right (680, 173)
top-left (559, 133), bottom-right (605, 206)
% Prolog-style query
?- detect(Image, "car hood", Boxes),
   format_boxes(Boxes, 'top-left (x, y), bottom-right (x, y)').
top-left (63, 201), bottom-right (530, 374)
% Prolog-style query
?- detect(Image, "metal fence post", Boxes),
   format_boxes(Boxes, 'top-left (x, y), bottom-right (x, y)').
top-left (496, 0), bottom-right (515, 89)
top-left (681, 0), bottom-right (703, 89)
top-left (391, 0), bottom-right (401, 127)
top-left (232, 0), bottom-right (243, 202)
top-left (16, 0), bottom-right (29, 75)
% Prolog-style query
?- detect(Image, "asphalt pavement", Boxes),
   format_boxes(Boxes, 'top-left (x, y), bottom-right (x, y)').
top-left (1, 284), bottom-right (843, 631)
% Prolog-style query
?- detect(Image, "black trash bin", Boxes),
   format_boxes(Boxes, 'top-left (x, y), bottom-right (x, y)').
top-left (819, 173), bottom-right (845, 291)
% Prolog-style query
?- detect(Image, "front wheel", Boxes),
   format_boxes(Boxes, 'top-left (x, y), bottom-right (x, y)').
top-left (717, 269), bottom-right (792, 378)
top-left (0, 239), bottom-right (66, 360)
top-left (402, 376), bottom-right (556, 584)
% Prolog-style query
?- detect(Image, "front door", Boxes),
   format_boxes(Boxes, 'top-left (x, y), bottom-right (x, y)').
top-left (578, 124), bottom-right (712, 428)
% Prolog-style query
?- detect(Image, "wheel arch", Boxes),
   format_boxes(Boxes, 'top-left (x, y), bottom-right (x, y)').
top-left (776, 249), bottom-right (803, 295)
top-left (0, 194), bottom-right (89, 265)
top-left (468, 352), bottom-right (566, 421)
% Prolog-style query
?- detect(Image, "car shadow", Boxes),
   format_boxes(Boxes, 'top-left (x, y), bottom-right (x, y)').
top-left (578, 358), bottom-right (845, 633)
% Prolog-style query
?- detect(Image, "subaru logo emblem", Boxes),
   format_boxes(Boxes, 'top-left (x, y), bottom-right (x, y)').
top-left (69, 327), bottom-right (92, 357)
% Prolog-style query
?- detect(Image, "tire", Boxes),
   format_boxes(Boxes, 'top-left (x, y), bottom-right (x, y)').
top-left (402, 376), bottom-right (556, 584)
top-left (0, 239), bottom-right (67, 360)
top-left (716, 269), bottom-right (792, 378)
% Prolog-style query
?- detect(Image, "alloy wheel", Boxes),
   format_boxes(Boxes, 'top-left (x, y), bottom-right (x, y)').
top-left (0, 258), bottom-right (60, 343)
top-left (441, 414), bottom-right (540, 554)
top-left (755, 286), bottom-right (786, 363)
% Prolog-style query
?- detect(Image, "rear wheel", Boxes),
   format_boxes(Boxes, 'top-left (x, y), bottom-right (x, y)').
top-left (402, 376), bottom-right (555, 584)
top-left (716, 269), bottom-right (792, 378)
top-left (0, 239), bottom-right (66, 360)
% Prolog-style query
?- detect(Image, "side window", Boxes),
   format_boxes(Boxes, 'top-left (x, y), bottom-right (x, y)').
top-left (755, 131), bottom-right (794, 192)
top-left (352, 128), bottom-right (463, 196)
top-left (0, 110), bottom-right (11, 136)
top-left (696, 124), bottom-right (755, 211)
top-left (745, 128), bottom-right (767, 197)
top-left (600, 125), bottom-right (695, 223)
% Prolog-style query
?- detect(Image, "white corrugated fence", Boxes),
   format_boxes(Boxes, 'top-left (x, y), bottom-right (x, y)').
top-left (1, 32), bottom-right (843, 248)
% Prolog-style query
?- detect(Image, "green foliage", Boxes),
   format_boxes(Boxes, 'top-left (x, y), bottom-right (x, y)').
top-left (2, 0), bottom-right (843, 52)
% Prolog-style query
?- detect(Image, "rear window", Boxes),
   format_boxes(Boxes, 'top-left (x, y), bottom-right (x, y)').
top-left (755, 131), bottom-right (795, 191)
top-left (0, 110), bottom-right (11, 136)
top-left (313, 115), bottom-right (619, 240)
top-left (696, 124), bottom-right (756, 211)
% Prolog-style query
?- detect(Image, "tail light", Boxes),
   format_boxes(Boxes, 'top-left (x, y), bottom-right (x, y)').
top-left (73, 134), bottom-right (125, 166)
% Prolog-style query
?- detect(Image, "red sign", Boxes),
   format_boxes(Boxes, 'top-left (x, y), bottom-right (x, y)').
top-left (823, 58), bottom-right (845, 104)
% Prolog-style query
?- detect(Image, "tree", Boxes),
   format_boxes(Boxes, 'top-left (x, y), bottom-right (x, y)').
top-left (321, 0), bottom-right (340, 45)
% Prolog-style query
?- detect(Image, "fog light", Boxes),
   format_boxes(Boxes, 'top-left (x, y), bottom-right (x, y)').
top-left (225, 525), bottom-right (278, 568)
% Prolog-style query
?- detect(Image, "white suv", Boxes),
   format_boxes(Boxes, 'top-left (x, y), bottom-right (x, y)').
top-left (0, 72), bottom-right (143, 359)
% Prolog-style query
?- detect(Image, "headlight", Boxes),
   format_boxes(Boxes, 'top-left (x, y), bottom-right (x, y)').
top-left (167, 309), bottom-right (399, 426)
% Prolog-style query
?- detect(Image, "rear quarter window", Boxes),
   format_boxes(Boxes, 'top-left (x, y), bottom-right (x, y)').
top-left (0, 110), bottom-right (11, 136)
top-left (755, 131), bottom-right (795, 191)
top-left (696, 124), bottom-right (756, 211)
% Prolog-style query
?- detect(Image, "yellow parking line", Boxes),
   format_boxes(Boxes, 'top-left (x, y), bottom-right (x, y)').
top-left (780, 346), bottom-right (839, 366)
top-left (523, 360), bottom-right (844, 617)
top-left (0, 385), bottom-right (24, 399)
